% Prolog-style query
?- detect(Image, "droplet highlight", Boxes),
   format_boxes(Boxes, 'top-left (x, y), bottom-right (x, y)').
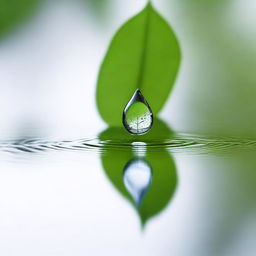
top-left (122, 89), bottom-right (153, 135)
top-left (123, 159), bottom-right (152, 207)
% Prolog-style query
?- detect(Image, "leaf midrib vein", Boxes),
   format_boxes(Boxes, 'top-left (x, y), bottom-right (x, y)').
top-left (136, 5), bottom-right (151, 91)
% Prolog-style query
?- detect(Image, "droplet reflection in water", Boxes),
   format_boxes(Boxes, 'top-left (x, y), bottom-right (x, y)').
top-left (122, 89), bottom-right (153, 135)
top-left (123, 159), bottom-right (152, 207)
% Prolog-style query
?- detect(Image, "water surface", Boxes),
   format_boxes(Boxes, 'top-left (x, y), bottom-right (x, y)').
top-left (0, 132), bottom-right (256, 255)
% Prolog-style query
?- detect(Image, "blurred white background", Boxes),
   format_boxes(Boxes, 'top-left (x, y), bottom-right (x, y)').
top-left (0, 1), bottom-right (256, 255)
top-left (1, 0), bottom-right (256, 139)
top-left (0, 0), bottom-right (147, 139)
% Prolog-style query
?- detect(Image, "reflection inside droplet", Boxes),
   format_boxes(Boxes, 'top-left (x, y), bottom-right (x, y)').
top-left (123, 159), bottom-right (152, 207)
top-left (122, 89), bottom-right (153, 135)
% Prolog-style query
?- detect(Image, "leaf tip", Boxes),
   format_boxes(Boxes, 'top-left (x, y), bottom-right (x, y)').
top-left (146, 1), bottom-right (153, 9)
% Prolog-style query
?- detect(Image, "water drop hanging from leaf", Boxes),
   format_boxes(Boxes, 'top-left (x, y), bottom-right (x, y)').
top-left (123, 89), bottom-right (153, 135)
top-left (96, 2), bottom-right (181, 126)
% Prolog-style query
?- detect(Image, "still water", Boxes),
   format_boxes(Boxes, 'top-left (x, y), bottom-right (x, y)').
top-left (0, 132), bottom-right (256, 256)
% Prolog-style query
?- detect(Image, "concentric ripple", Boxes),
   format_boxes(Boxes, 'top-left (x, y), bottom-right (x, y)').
top-left (0, 134), bottom-right (256, 155)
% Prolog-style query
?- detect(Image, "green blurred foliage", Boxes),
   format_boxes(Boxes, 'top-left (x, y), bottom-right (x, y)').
top-left (84, 0), bottom-right (107, 14)
top-left (96, 2), bottom-right (181, 126)
top-left (164, 0), bottom-right (256, 137)
top-left (99, 118), bottom-right (177, 225)
top-left (0, 0), bottom-right (40, 38)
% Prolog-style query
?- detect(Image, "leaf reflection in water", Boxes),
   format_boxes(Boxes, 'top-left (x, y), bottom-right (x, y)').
top-left (99, 118), bottom-right (177, 226)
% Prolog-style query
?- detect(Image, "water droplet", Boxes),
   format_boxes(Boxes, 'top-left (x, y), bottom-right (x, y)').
top-left (122, 89), bottom-right (153, 135)
top-left (123, 159), bottom-right (152, 207)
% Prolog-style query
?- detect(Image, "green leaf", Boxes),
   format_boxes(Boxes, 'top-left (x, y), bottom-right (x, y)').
top-left (99, 118), bottom-right (177, 225)
top-left (0, 0), bottom-right (40, 39)
top-left (96, 2), bottom-right (181, 126)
